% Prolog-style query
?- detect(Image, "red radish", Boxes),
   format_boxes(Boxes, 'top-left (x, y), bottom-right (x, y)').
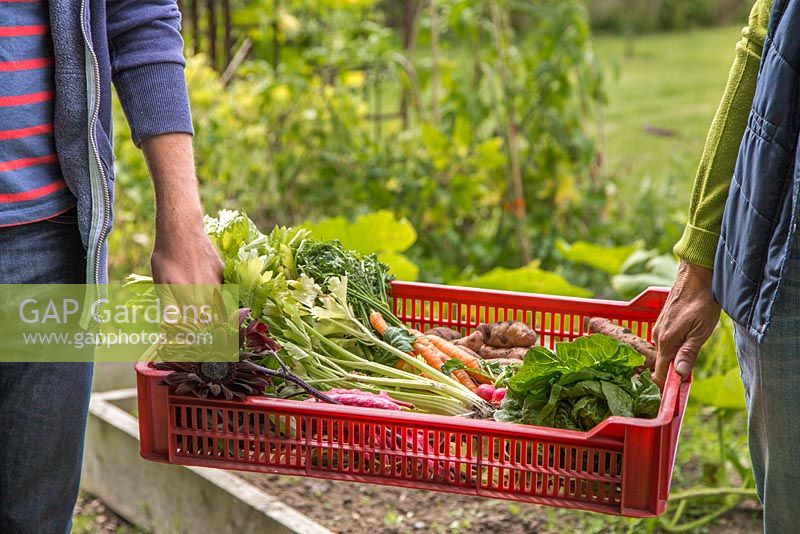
top-left (491, 387), bottom-right (507, 405)
top-left (476, 384), bottom-right (496, 402)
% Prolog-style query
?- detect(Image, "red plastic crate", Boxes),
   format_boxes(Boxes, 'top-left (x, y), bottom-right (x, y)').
top-left (136, 282), bottom-right (689, 517)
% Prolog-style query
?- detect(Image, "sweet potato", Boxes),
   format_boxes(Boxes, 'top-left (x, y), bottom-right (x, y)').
top-left (424, 326), bottom-right (461, 341)
top-left (477, 321), bottom-right (537, 348)
top-left (453, 330), bottom-right (484, 353)
top-left (478, 346), bottom-right (529, 360)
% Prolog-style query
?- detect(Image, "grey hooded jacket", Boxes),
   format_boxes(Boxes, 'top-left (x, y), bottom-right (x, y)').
top-left (49, 0), bottom-right (193, 285)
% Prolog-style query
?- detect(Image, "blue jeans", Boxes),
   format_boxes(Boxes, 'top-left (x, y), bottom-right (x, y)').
top-left (0, 212), bottom-right (93, 534)
top-left (735, 233), bottom-right (800, 533)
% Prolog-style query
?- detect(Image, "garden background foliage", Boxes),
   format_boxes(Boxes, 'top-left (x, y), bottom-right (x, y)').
top-left (108, 1), bottom-right (755, 530)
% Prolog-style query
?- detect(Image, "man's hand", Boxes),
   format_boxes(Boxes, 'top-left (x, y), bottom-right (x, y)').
top-left (151, 218), bottom-right (223, 284)
top-left (653, 260), bottom-right (721, 386)
top-left (141, 133), bottom-right (223, 284)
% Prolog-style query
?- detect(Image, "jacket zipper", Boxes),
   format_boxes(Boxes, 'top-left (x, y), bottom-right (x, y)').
top-left (79, 0), bottom-right (110, 286)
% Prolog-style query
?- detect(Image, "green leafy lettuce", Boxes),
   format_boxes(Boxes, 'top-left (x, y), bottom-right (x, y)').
top-left (494, 334), bottom-right (662, 431)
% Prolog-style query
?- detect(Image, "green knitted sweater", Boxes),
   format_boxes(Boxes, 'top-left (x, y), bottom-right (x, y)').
top-left (673, 0), bottom-right (773, 269)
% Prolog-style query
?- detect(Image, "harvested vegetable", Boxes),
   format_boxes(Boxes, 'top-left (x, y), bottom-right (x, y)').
top-left (148, 210), bottom-right (664, 433)
top-left (484, 358), bottom-right (523, 368)
top-left (453, 331), bottom-right (484, 352)
top-left (587, 317), bottom-right (657, 370)
top-left (424, 327), bottom-right (461, 341)
top-left (464, 367), bottom-right (493, 385)
top-left (276, 276), bottom-right (489, 416)
top-left (155, 359), bottom-right (271, 401)
top-left (477, 321), bottom-right (537, 348)
top-left (476, 384), bottom-right (496, 402)
top-left (308, 388), bottom-right (414, 410)
top-left (371, 312), bottom-right (480, 393)
top-left (491, 387), bottom-right (507, 405)
top-left (426, 335), bottom-right (481, 370)
top-left (418, 343), bottom-right (477, 393)
top-left (424, 336), bottom-right (481, 392)
top-left (156, 311), bottom-right (336, 404)
top-left (295, 239), bottom-right (399, 329)
top-left (369, 311), bottom-right (390, 335)
top-left (371, 313), bottom-right (442, 369)
top-left (452, 369), bottom-right (479, 392)
top-left (202, 212), bottom-right (494, 417)
top-left (494, 334), bottom-right (662, 430)
top-left (367, 311), bottom-right (416, 356)
top-left (457, 345), bottom-right (481, 360)
top-left (478, 346), bottom-right (528, 360)
top-left (438, 359), bottom-right (483, 391)
top-left (413, 338), bottom-right (449, 370)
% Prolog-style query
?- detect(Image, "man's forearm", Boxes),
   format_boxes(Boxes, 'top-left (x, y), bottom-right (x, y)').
top-left (140, 133), bottom-right (223, 284)
top-left (141, 133), bottom-right (205, 233)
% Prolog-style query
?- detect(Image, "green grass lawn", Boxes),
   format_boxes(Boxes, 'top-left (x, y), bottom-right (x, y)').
top-left (594, 26), bottom-right (745, 197)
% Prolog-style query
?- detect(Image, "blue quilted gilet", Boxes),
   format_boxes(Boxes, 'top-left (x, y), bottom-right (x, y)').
top-left (713, 0), bottom-right (800, 341)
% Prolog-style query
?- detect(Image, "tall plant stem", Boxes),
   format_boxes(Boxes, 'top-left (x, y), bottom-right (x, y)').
top-left (400, 0), bottom-right (423, 128)
top-left (429, 0), bottom-right (440, 124)
top-left (489, 1), bottom-right (532, 264)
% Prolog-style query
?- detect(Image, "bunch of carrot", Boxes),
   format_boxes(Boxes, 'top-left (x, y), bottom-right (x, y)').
top-left (369, 312), bottom-right (489, 393)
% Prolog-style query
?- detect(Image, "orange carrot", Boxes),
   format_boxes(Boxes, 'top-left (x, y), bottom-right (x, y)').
top-left (372, 313), bottom-right (442, 373)
top-left (464, 368), bottom-right (493, 385)
top-left (411, 337), bottom-right (446, 370)
top-left (415, 339), bottom-right (477, 392)
top-left (452, 370), bottom-right (478, 392)
top-left (426, 335), bottom-right (481, 370)
top-left (369, 311), bottom-right (389, 336)
top-left (371, 312), bottom-right (477, 392)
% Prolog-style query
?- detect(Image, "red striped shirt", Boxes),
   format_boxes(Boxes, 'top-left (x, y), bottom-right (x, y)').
top-left (0, 154), bottom-right (57, 173)
top-left (0, 123), bottom-right (52, 141)
top-left (0, 180), bottom-right (65, 203)
top-left (0, 90), bottom-right (53, 107)
top-left (0, 25), bottom-right (47, 37)
top-left (0, 57), bottom-right (53, 72)
top-left (0, 2), bottom-right (74, 225)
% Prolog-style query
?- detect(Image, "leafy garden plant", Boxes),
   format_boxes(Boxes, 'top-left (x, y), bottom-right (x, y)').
top-left (105, 1), bottom-right (756, 529)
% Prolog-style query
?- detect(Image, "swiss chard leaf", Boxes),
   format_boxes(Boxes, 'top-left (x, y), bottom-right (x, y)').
top-left (571, 396), bottom-right (609, 429)
top-left (601, 381), bottom-right (634, 417)
top-left (554, 334), bottom-right (645, 371)
top-left (632, 370), bottom-right (662, 418)
top-left (495, 334), bottom-right (661, 431)
top-left (507, 347), bottom-right (561, 394)
top-left (562, 379), bottom-right (604, 399)
top-left (493, 394), bottom-right (522, 423)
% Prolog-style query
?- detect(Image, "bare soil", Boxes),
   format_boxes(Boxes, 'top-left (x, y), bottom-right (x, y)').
top-left (240, 473), bottom-right (763, 534)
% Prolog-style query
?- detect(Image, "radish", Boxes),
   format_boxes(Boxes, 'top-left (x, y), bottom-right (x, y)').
top-left (476, 384), bottom-right (496, 402)
top-left (491, 387), bottom-right (507, 405)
